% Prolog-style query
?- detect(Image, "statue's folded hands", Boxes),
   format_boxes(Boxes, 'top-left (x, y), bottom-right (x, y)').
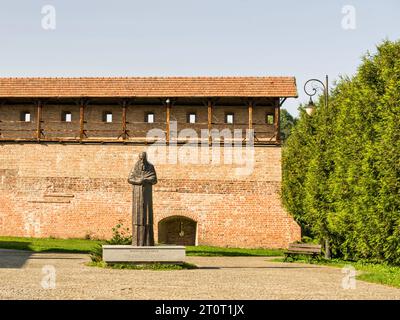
top-left (128, 177), bottom-right (143, 185)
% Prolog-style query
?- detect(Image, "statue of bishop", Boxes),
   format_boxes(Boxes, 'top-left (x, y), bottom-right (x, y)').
top-left (127, 152), bottom-right (158, 246)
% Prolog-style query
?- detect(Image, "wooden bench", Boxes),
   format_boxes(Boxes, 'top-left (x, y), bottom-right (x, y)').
top-left (284, 243), bottom-right (322, 261)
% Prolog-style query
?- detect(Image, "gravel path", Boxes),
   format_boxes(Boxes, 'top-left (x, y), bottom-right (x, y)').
top-left (0, 249), bottom-right (399, 300)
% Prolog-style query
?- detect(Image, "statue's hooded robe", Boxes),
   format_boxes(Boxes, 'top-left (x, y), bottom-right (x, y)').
top-left (127, 152), bottom-right (157, 246)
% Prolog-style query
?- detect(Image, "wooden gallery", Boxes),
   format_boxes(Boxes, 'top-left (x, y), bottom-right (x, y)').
top-left (0, 77), bottom-right (301, 248)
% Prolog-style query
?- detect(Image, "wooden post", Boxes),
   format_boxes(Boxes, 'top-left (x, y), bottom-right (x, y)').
top-left (79, 99), bottom-right (85, 141)
top-left (36, 100), bottom-right (42, 141)
top-left (248, 100), bottom-right (253, 130)
top-left (274, 98), bottom-right (280, 144)
top-left (207, 99), bottom-right (212, 145)
top-left (166, 99), bottom-right (171, 143)
top-left (122, 100), bottom-right (127, 140)
top-left (0, 101), bottom-right (3, 138)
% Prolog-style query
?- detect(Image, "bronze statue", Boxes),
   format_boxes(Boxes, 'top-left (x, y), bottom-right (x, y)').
top-left (128, 152), bottom-right (158, 246)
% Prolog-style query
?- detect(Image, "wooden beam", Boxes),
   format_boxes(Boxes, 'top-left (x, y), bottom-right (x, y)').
top-left (207, 99), bottom-right (212, 145)
top-left (0, 137), bottom-right (280, 146)
top-left (0, 100), bottom-right (5, 138)
top-left (79, 99), bottom-right (85, 141)
top-left (165, 98), bottom-right (171, 143)
top-left (122, 100), bottom-right (127, 141)
top-left (248, 100), bottom-right (253, 130)
top-left (36, 100), bottom-right (42, 141)
top-left (274, 98), bottom-right (280, 144)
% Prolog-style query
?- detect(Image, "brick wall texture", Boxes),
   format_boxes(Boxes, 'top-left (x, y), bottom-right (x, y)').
top-left (0, 144), bottom-right (301, 249)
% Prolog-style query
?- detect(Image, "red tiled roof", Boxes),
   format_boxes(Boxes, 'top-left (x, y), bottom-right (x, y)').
top-left (0, 76), bottom-right (297, 98)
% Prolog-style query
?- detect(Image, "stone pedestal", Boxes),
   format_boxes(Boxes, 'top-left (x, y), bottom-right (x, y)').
top-left (102, 245), bottom-right (186, 264)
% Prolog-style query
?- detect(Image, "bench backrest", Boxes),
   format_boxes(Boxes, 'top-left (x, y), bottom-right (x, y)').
top-left (288, 243), bottom-right (322, 252)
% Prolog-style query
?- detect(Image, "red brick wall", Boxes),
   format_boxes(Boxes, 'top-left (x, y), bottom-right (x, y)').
top-left (0, 144), bottom-right (300, 248)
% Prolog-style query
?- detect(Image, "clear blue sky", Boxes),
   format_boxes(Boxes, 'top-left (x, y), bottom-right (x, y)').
top-left (1, 0), bottom-right (399, 116)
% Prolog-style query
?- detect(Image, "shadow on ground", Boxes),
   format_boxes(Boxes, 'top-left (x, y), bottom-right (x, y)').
top-left (0, 245), bottom-right (84, 269)
top-left (195, 266), bottom-right (320, 270)
top-left (0, 246), bottom-right (33, 268)
top-left (187, 251), bottom-right (276, 257)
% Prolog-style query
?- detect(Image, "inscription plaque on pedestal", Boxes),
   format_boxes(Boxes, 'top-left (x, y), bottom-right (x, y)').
top-left (102, 245), bottom-right (186, 263)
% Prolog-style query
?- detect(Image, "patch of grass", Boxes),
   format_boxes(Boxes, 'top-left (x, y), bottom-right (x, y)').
top-left (0, 236), bottom-right (103, 253)
top-left (275, 256), bottom-right (400, 289)
top-left (186, 245), bottom-right (283, 257)
top-left (0, 236), bottom-right (283, 257)
top-left (357, 265), bottom-right (400, 288)
top-left (87, 261), bottom-right (197, 271)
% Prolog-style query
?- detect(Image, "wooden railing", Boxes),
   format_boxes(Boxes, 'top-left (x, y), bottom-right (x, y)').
top-left (0, 120), bottom-right (278, 144)
top-left (0, 98), bottom-right (281, 145)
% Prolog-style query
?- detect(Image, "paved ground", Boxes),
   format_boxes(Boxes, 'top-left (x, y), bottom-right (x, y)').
top-left (0, 249), bottom-right (399, 299)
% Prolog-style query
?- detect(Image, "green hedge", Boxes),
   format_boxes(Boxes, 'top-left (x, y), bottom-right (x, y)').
top-left (282, 40), bottom-right (400, 264)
